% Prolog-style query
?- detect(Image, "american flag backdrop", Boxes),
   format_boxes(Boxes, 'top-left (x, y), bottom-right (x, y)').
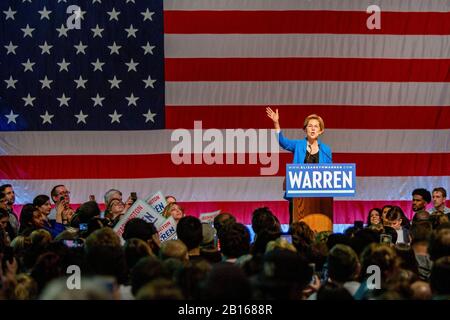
top-left (0, 0), bottom-right (449, 231)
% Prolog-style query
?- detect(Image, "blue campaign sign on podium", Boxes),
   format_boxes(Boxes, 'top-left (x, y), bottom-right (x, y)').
top-left (286, 164), bottom-right (356, 198)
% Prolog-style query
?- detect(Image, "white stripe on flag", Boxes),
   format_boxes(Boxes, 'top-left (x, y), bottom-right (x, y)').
top-left (1, 129), bottom-right (448, 155)
top-left (164, 0), bottom-right (450, 12)
top-left (166, 82), bottom-right (450, 106)
top-left (165, 34), bottom-right (450, 59)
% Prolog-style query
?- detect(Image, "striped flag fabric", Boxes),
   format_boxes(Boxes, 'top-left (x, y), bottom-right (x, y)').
top-left (1, 0), bottom-right (449, 231)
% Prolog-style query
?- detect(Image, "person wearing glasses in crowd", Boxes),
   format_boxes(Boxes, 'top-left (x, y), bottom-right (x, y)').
top-left (47, 185), bottom-right (74, 224)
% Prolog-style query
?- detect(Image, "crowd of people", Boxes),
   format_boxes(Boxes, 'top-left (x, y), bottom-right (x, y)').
top-left (0, 183), bottom-right (449, 300)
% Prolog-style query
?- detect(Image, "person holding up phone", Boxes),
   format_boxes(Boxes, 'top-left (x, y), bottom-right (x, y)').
top-left (104, 198), bottom-right (126, 228)
top-left (48, 185), bottom-right (74, 221)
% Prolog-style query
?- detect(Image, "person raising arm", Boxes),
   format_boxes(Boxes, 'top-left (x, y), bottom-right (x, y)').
top-left (265, 107), bottom-right (332, 164)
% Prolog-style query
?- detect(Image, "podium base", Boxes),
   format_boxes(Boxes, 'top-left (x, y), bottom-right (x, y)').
top-left (290, 197), bottom-right (333, 233)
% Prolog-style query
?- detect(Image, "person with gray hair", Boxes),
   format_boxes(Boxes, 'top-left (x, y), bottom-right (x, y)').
top-left (103, 189), bottom-right (122, 205)
top-left (102, 189), bottom-right (134, 219)
top-left (40, 276), bottom-right (119, 300)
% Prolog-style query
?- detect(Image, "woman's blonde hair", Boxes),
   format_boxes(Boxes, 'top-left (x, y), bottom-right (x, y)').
top-left (265, 237), bottom-right (297, 253)
top-left (15, 274), bottom-right (38, 300)
top-left (162, 202), bottom-right (184, 219)
top-left (303, 114), bottom-right (325, 132)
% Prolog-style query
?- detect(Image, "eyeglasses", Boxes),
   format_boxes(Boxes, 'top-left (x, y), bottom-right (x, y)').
top-left (58, 191), bottom-right (71, 196)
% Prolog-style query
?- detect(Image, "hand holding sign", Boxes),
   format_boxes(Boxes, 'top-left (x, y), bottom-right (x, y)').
top-left (199, 210), bottom-right (221, 224)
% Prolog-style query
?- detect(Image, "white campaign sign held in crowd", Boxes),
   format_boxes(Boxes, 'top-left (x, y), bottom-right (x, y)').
top-left (158, 216), bottom-right (178, 242)
top-left (199, 210), bottom-right (221, 223)
top-left (146, 191), bottom-right (168, 215)
top-left (114, 199), bottom-right (165, 238)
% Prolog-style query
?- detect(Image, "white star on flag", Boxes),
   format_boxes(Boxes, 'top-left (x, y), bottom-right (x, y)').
top-left (107, 8), bottom-right (120, 21)
top-left (57, 59), bottom-right (70, 72)
top-left (142, 42), bottom-right (155, 55)
top-left (109, 110), bottom-right (122, 123)
top-left (74, 41), bottom-right (88, 55)
top-left (91, 59), bottom-right (105, 72)
top-left (57, 93), bottom-right (71, 107)
top-left (5, 76), bottom-right (18, 89)
top-left (5, 110), bottom-right (19, 124)
top-left (22, 59), bottom-right (35, 72)
top-left (56, 24), bottom-right (69, 37)
top-left (38, 6), bottom-right (52, 20)
top-left (3, 7), bottom-right (17, 20)
top-left (4, 42), bottom-right (18, 55)
top-left (22, 94), bottom-right (36, 106)
top-left (40, 111), bottom-right (54, 124)
top-left (40, 76), bottom-right (53, 89)
top-left (108, 76), bottom-right (122, 89)
top-left (91, 25), bottom-right (104, 38)
top-left (75, 110), bottom-right (88, 124)
top-left (125, 59), bottom-right (139, 72)
top-left (141, 9), bottom-right (155, 21)
top-left (143, 75), bottom-right (156, 88)
top-left (74, 76), bottom-right (88, 89)
top-left (126, 93), bottom-right (139, 106)
top-left (39, 41), bottom-right (53, 55)
top-left (143, 109), bottom-right (157, 123)
top-left (91, 94), bottom-right (105, 107)
top-left (108, 42), bottom-right (121, 55)
top-left (125, 25), bottom-right (138, 38)
top-left (21, 24), bottom-right (35, 38)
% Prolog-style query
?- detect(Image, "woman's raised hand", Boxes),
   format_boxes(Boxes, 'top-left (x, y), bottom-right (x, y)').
top-left (266, 107), bottom-right (279, 123)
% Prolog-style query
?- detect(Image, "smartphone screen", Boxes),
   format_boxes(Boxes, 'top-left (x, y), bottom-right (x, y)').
top-left (280, 234), bottom-right (292, 244)
top-left (79, 223), bottom-right (88, 231)
top-left (130, 192), bottom-right (137, 201)
top-left (63, 239), bottom-right (83, 248)
top-left (380, 234), bottom-right (392, 244)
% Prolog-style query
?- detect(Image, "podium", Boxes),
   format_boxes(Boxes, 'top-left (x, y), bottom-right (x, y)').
top-left (285, 163), bottom-right (356, 233)
top-left (291, 197), bottom-right (334, 233)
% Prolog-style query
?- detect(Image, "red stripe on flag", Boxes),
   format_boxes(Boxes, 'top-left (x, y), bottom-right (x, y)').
top-left (166, 105), bottom-right (450, 130)
top-left (1, 153), bottom-right (448, 179)
top-left (165, 58), bottom-right (450, 82)
top-left (164, 11), bottom-right (450, 35)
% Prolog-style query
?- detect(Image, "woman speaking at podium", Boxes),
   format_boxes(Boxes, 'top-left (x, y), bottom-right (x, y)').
top-left (266, 107), bottom-right (333, 229)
